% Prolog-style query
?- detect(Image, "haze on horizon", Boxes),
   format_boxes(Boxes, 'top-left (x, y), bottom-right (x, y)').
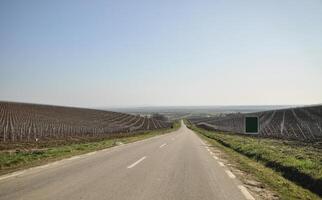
top-left (1, 0), bottom-right (322, 108)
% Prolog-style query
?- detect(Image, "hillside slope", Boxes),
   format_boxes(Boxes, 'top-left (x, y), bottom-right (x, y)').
top-left (189, 105), bottom-right (322, 141)
top-left (0, 102), bottom-right (171, 143)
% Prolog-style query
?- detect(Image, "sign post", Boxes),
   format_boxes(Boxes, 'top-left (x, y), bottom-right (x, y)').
top-left (245, 116), bottom-right (259, 134)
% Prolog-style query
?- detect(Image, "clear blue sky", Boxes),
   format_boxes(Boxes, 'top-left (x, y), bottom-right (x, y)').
top-left (1, 0), bottom-right (322, 107)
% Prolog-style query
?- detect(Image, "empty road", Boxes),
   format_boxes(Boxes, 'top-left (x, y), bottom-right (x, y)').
top-left (0, 121), bottom-right (253, 200)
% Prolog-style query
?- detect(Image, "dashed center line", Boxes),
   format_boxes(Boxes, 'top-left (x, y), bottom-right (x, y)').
top-left (160, 143), bottom-right (167, 148)
top-left (127, 156), bottom-right (147, 169)
top-left (225, 170), bottom-right (236, 179)
top-left (238, 185), bottom-right (255, 200)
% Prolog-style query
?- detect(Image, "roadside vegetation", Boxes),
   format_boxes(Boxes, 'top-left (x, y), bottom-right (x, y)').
top-left (0, 120), bottom-right (180, 176)
top-left (185, 120), bottom-right (322, 200)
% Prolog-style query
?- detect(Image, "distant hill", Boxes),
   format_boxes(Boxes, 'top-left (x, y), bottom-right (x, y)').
top-left (104, 105), bottom-right (298, 120)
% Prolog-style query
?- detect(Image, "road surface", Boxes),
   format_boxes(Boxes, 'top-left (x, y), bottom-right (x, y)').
top-left (0, 121), bottom-right (253, 200)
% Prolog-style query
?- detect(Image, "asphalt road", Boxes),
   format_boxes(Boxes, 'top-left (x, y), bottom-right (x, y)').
top-left (0, 121), bottom-right (254, 200)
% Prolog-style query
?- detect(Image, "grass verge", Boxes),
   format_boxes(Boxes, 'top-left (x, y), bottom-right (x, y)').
top-left (185, 120), bottom-right (321, 200)
top-left (0, 121), bottom-right (181, 176)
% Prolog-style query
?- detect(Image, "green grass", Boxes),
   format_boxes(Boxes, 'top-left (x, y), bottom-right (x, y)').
top-left (185, 120), bottom-right (322, 200)
top-left (0, 121), bottom-right (181, 176)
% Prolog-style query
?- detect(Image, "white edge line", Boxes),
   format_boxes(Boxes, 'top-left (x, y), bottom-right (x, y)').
top-left (0, 155), bottom-right (85, 181)
top-left (85, 152), bottom-right (97, 156)
top-left (238, 185), bottom-right (255, 200)
top-left (225, 170), bottom-right (236, 179)
top-left (160, 143), bottom-right (167, 148)
top-left (38, 164), bottom-right (51, 169)
top-left (0, 171), bottom-right (24, 181)
top-left (127, 156), bottom-right (147, 169)
top-left (67, 156), bottom-right (81, 161)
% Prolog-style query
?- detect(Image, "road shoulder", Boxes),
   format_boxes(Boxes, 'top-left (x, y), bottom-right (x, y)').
top-left (185, 121), bottom-right (321, 200)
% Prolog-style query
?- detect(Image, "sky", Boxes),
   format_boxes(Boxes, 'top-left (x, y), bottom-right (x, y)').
top-left (0, 0), bottom-right (322, 108)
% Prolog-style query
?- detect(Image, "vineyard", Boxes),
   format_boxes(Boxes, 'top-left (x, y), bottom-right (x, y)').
top-left (0, 101), bottom-right (172, 144)
top-left (188, 105), bottom-right (322, 141)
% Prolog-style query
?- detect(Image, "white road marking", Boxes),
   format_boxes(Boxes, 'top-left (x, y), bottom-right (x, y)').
top-left (0, 159), bottom-right (65, 181)
top-left (127, 156), bottom-right (147, 169)
top-left (85, 152), bottom-right (97, 156)
top-left (160, 143), bottom-right (167, 148)
top-left (238, 185), bottom-right (255, 200)
top-left (67, 156), bottom-right (81, 161)
top-left (218, 161), bottom-right (225, 167)
top-left (38, 164), bottom-right (51, 169)
top-left (51, 161), bottom-right (60, 165)
top-left (0, 171), bottom-right (24, 181)
top-left (225, 170), bottom-right (236, 179)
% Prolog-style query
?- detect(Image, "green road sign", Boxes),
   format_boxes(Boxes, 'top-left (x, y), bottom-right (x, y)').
top-left (245, 116), bottom-right (259, 133)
